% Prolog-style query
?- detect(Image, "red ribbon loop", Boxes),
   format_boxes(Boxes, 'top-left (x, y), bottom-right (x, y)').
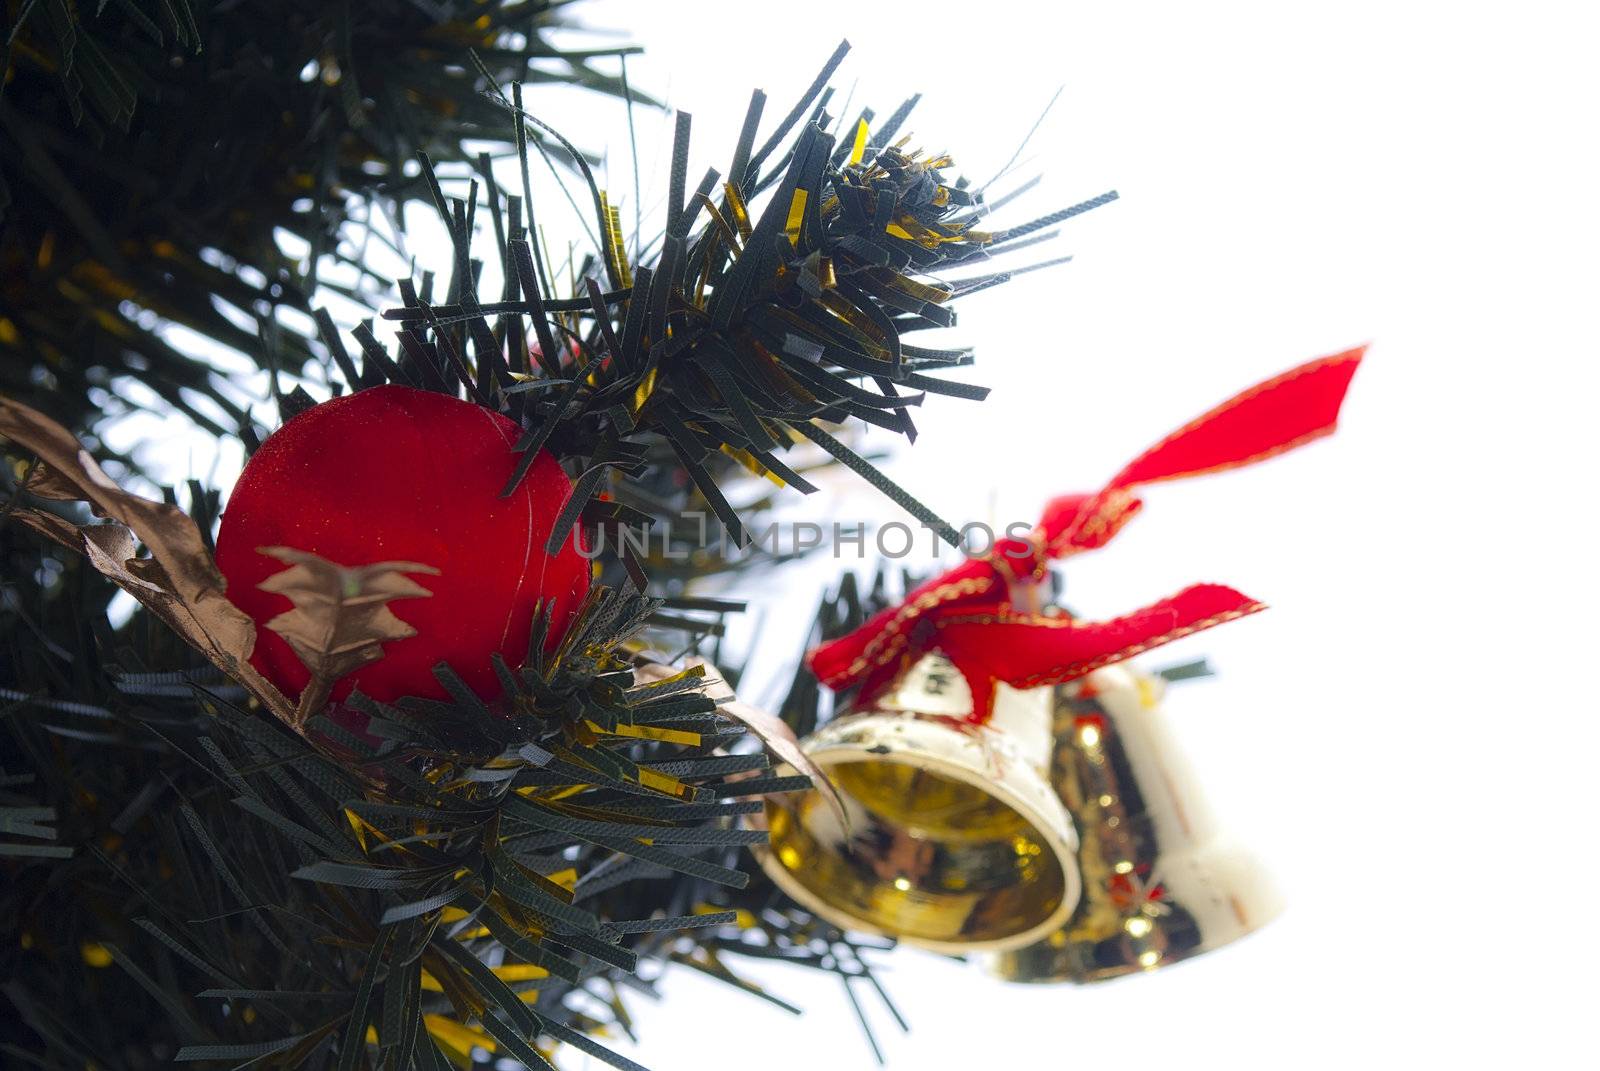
top-left (806, 345), bottom-right (1366, 722)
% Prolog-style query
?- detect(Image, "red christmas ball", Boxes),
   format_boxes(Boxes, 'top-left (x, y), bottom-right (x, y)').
top-left (215, 385), bottom-right (590, 706)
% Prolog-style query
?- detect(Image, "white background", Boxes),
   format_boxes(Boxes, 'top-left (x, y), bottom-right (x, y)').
top-left (118, 0), bottom-right (1599, 1067)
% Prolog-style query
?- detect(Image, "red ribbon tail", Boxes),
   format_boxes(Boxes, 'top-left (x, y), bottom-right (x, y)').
top-left (1107, 345), bottom-right (1365, 491)
top-left (934, 584), bottom-right (1267, 721)
top-left (1046, 346), bottom-right (1365, 553)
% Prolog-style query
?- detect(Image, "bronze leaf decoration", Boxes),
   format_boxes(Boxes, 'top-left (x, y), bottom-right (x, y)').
top-left (0, 395), bottom-right (295, 724)
top-left (255, 547), bottom-right (439, 727)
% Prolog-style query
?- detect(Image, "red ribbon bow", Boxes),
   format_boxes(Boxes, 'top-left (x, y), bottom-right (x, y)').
top-left (807, 346), bottom-right (1366, 722)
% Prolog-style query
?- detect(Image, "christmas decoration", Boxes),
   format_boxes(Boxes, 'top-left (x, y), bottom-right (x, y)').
top-left (762, 349), bottom-right (1361, 951)
top-left (989, 663), bottom-right (1282, 983)
top-left (1, 393), bottom-right (815, 1066)
top-left (0, 0), bottom-right (1367, 1050)
top-left (2, 33), bottom-right (1126, 1068)
top-left (214, 385), bottom-right (591, 709)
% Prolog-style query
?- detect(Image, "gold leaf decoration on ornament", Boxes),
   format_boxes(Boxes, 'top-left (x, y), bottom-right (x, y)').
top-left (256, 546), bottom-right (438, 725)
top-left (0, 396), bottom-right (295, 724)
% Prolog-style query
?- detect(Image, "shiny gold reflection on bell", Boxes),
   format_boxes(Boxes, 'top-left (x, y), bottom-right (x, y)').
top-left (988, 665), bottom-right (1283, 983)
top-left (757, 654), bottom-right (1083, 953)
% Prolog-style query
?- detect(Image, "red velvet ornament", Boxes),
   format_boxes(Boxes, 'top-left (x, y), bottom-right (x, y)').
top-left (215, 385), bottom-right (590, 706)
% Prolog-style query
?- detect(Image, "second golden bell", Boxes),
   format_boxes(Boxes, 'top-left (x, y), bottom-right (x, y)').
top-left (989, 664), bottom-right (1283, 983)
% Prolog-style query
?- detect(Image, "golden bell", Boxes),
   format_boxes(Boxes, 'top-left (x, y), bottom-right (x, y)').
top-left (757, 654), bottom-right (1082, 953)
top-left (987, 664), bottom-right (1283, 983)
